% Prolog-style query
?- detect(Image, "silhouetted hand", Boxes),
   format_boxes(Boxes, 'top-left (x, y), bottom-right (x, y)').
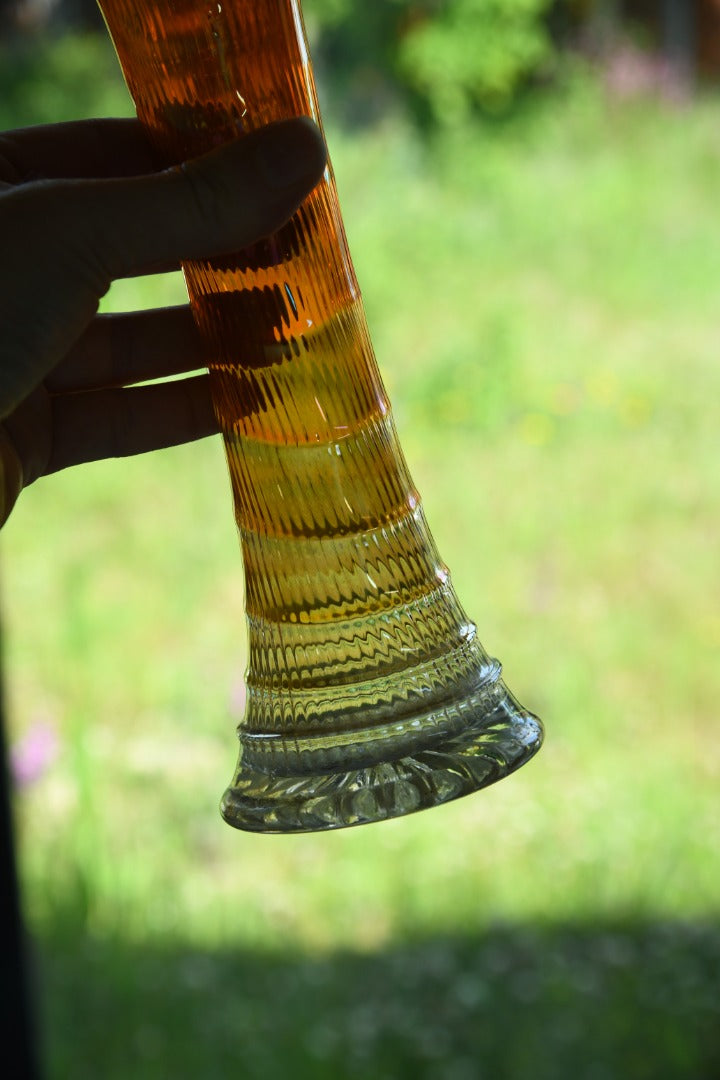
top-left (0, 115), bottom-right (326, 525)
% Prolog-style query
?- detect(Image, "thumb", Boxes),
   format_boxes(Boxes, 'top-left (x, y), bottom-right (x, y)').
top-left (0, 117), bottom-right (326, 418)
top-left (73, 116), bottom-right (328, 278)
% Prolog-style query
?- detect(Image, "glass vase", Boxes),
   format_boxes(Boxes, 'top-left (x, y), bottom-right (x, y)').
top-left (96, 0), bottom-right (543, 833)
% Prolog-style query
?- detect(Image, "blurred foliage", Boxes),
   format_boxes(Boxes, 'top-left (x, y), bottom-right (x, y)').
top-left (0, 31), bottom-right (131, 128)
top-left (398, 0), bottom-right (555, 120)
top-left (304, 0), bottom-right (557, 124)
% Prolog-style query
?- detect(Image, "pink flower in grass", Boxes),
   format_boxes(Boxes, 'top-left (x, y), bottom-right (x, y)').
top-left (10, 721), bottom-right (59, 788)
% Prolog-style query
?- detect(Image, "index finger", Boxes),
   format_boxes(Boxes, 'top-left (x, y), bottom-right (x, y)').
top-left (0, 118), bottom-right (159, 184)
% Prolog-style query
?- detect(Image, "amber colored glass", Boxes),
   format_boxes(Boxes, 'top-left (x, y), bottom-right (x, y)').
top-left (96, 0), bottom-right (543, 832)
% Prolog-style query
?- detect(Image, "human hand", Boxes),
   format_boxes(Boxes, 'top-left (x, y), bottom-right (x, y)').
top-left (0, 115), bottom-right (327, 525)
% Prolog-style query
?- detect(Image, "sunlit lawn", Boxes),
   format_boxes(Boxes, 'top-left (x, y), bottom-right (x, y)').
top-left (2, 32), bottom-right (719, 1079)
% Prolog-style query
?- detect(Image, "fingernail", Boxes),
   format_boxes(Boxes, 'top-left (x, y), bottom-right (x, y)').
top-left (255, 118), bottom-right (327, 190)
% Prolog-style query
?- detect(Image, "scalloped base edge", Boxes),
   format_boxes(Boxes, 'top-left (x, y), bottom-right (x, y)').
top-left (220, 704), bottom-right (543, 834)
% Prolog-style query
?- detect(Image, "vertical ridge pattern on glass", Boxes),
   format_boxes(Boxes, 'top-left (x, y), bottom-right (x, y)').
top-left (97, 0), bottom-right (543, 832)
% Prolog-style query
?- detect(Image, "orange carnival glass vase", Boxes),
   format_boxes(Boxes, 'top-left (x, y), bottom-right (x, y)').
top-left (96, 0), bottom-right (543, 833)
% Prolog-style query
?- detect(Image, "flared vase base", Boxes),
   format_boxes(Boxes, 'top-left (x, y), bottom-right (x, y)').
top-left (220, 693), bottom-right (543, 834)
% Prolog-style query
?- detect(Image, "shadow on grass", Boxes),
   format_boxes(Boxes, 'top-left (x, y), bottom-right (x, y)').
top-left (32, 917), bottom-right (720, 1080)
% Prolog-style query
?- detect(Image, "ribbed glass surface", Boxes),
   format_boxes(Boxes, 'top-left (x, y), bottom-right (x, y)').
top-left (97, 0), bottom-right (543, 832)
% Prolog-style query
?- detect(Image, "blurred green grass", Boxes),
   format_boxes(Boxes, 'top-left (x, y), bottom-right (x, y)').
top-left (2, 31), bottom-right (719, 1080)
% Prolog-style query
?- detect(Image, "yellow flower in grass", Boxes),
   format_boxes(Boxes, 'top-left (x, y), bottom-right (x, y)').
top-left (519, 411), bottom-right (555, 447)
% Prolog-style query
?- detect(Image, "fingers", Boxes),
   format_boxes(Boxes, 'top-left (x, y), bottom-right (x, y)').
top-left (46, 375), bottom-right (219, 475)
top-left (0, 117), bottom-right (327, 419)
top-left (62, 117), bottom-right (328, 280)
top-left (46, 307), bottom-right (207, 392)
top-left (0, 118), bottom-right (158, 183)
